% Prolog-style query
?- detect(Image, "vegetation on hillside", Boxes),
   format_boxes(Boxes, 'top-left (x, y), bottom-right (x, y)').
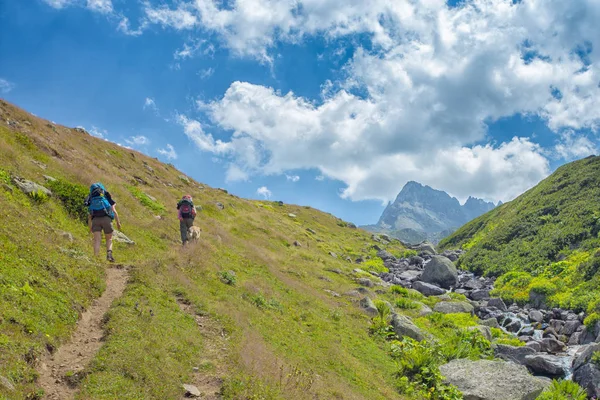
top-left (440, 156), bottom-right (600, 312)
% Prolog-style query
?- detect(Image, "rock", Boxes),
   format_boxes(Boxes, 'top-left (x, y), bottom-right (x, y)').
top-left (412, 281), bottom-right (445, 296)
top-left (215, 202), bottom-right (225, 210)
top-left (416, 303), bottom-right (433, 316)
top-left (463, 278), bottom-right (484, 290)
top-left (307, 228), bottom-right (316, 234)
top-left (415, 242), bottom-right (436, 255)
top-left (324, 289), bottom-right (340, 297)
top-left (347, 222), bottom-right (357, 229)
top-left (179, 175), bottom-right (191, 183)
top-left (12, 177), bottom-right (51, 196)
top-left (377, 250), bottom-right (395, 261)
top-left (439, 359), bottom-right (549, 400)
top-left (561, 320), bottom-right (581, 336)
top-left (433, 301), bottom-right (474, 314)
top-left (344, 290), bottom-right (362, 298)
top-left (288, 213), bottom-right (297, 218)
top-left (529, 291), bottom-right (547, 309)
top-left (61, 231), bottom-right (74, 242)
top-left (520, 326), bottom-right (535, 336)
top-left (358, 278), bottom-right (374, 288)
top-left (568, 332), bottom-right (582, 346)
top-left (572, 343), bottom-right (600, 372)
top-left (526, 342), bottom-right (542, 352)
top-left (469, 325), bottom-right (492, 341)
top-left (539, 338), bottom-right (565, 354)
top-left (398, 270), bottom-right (422, 282)
top-left (504, 319), bottom-right (522, 333)
top-left (421, 256), bottom-right (458, 289)
top-left (390, 314), bottom-right (426, 342)
top-left (528, 310), bottom-right (544, 323)
top-left (408, 256), bottom-right (424, 266)
top-left (183, 383), bottom-right (201, 397)
top-left (487, 298), bottom-right (508, 312)
top-left (329, 252), bottom-right (338, 258)
top-left (436, 293), bottom-right (452, 301)
top-left (524, 354), bottom-right (567, 378)
top-left (112, 230), bottom-right (135, 245)
top-left (494, 344), bottom-right (537, 365)
top-left (573, 364), bottom-right (600, 398)
top-left (43, 174), bottom-right (57, 182)
top-left (293, 240), bottom-right (302, 247)
top-left (481, 318), bottom-right (500, 329)
top-left (380, 234), bottom-right (391, 241)
top-left (0, 375), bottom-right (15, 392)
top-left (359, 297), bottom-right (378, 317)
top-left (470, 289), bottom-right (491, 301)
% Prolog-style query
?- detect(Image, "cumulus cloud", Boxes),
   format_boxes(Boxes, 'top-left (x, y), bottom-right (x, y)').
top-left (554, 131), bottom-right (597, 161)
top-left (126, 135), bottom-right (150, 146)
top-left (157, 144), bottom-right (178, 160)
top-left (256, 186), bottom-right (272, 199)
top-left (86, 0), bottom-right (113, 14)
top-left (0, 78), bottom-right (15, 93)
top-left (286, 174), bottom-right (300, 182)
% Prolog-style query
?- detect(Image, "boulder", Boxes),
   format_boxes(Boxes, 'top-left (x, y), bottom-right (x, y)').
top-left (412, 281), bottom-right (445, 296)
top-left (572, 343), bottom-right (600, 372)
top-left (494, 344), bottom-right (537, 365)
top-left (561, 320), bottom-right (581, 336)
top-left (416, 303), bottom-right (433, 317)
top-left (12, 177), bottom-right (51, 196)
top-left (524, 354), bottom-right (567, 378)
top-left (377, 250), bottom-right (395, 261)
top-left (359, 297), bottom-right (378, 317)
top-left (433, 301), bottom-right (474, 314)
top-left (526, 342), bottom-right (542, 352)
top-left (439, 359), bottom-right (549, 400)
top-left (469, 325), bottom-right (492, 341)
top-left (487, 298), bottom-right (508, 312)
top-left (470, 289), bottom-right (491, 301)
top-left (528, 310), bottom-right (544, 323)
top-left (113, 230), bottom-right (135, 244)
top-left (481, 318), bottom-right (500, 329)
top-left (539, 338), bottom-right (565, 354)
top-left (463, 278), bottom-right (484, 290)
top-left (183, 384), bottom-right (201, 397)
top-left (390, 314), bottom-right (426, 342)
top-left (408, 256), bottom-right (424, 266)
top-left (421, 256), bottom-right (458, 289)
top-left (573, 364), bottom-right (600, 398)
top-left (358, 278), bottom-right (374, 287)
top-left (398, 270), bottom-right (421, 282)
top-left (415, 242), bottom-right (436, 255)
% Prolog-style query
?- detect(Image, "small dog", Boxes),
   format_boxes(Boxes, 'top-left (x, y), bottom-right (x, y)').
top-left (187, 226), bottom-right (202, 242)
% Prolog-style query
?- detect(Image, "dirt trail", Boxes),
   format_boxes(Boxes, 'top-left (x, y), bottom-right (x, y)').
top-left (38, 265), bottom-right (129, 400)
top-left (177, 300), bottom-right (228, 400)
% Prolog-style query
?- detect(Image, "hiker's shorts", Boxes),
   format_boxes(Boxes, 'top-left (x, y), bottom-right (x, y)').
top-left (92, 216), bottom-right (114, 234)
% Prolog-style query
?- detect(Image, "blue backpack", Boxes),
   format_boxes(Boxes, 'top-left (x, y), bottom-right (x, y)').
top-left (86, 183), bottom-right (114, 219)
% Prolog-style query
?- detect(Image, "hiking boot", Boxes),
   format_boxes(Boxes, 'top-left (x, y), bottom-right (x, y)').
top-left (107, 250), bottom-right (115, 262)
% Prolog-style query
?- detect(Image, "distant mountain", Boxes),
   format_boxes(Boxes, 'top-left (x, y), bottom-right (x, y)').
top-left (363, 181), bottom-right (496, 244)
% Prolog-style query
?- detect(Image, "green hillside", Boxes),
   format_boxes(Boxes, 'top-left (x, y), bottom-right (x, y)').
top-left (0, 100), bottom-right (530, 400)
top-left (440, 156), bottom-right (600, 315)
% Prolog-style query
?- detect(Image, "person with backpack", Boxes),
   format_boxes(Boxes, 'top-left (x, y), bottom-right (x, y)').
top-left (85, 182), bottom-right (121, 262)
top-left (177, 195), bottom-right (197, 246)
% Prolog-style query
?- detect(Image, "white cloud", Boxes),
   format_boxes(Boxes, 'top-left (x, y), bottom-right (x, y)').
top-left (86, 0), bottom-right (113, 14)
top-left (88, 125), bottom-right (107, 138)
top-left (144, 4), bottom-right (198, 30)
top-left (0, 78), bottom-right (14, 93)
top-left (286, 174), bottom-right (300, 182)
top-left (198, 67), bottom-right (214, 79)
top-left (143, 97), bottom-right (158, 113)
top-left (554, 131), bottom-right (597, 160)
top-left (117, 17), bottom-right (145, 36)
top-left (226, 164), bottom-right (249, 182)
top-left (315, 175), bottom-right (325, 181)
top-left (157, 144), bottom-right (178, 160)
top-left (256, 186), bottom-right (272, 199)
top-left (125, 135), bottom-right (150, 146)
top-left (42, 0), bottom-right (74, 8)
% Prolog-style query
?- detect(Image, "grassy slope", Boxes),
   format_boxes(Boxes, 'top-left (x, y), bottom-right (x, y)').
top-left (439, 156), bottom-right (600, 313)
top-left (0, 100), bottom-right (412, 399)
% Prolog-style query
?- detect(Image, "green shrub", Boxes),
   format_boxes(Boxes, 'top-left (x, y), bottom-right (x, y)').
top-left (127, 185), bottom-right (166, 214)
top-left (395, 298), bottom-right (418, 310)
top-left (537, 380), bottom-right (587, 400)
top-left (495, 337), bottom-right (525, 347)
top-left (28, 189), bottom-right (49, 203)
top-left (218, 270), bottom-right (237, 286)
top-left (391, 285), bottom-right (409, 296)
top-left (584, 312), bottom-right (600, 330)
top-left (361, 258), bottom-right (388, 273)
top-left (398, 249), bottom-right (418, 258)
top-left (46, 178), bottom-right (89, 222)
top-left (591, 351), bottom-right (600, 367)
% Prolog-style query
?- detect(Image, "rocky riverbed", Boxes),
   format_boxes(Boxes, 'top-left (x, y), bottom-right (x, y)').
top-left (373, 241), bottom-right (600, 397)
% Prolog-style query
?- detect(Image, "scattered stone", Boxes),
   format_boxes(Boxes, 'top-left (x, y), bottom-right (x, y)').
top-left (420, 255), bottom-right (458, 289)
top-left (183, 383), bottom-right (201, 397)
top-left (358, 278), bottom-right (374, 288)
top-left (293, 241), bottom-right (302, 247)
top-left (494, 344), bottom-right (537, 365)
top-left (391, 314), bottom-right (426, 342)
top-left (324, 289), bottom-right (340, 297)
top-left (524, 354), bottom-right (567, 378)
top-left (179, 175), bottom-right (191, 183)
top-left (439, 359), bottom-right (549, 400)
top-left (32, 160), bottom-right (47, 170)
top-left (43, 175), bottom-right (57, 182)
top-left (359, 297), bottom-right (378, 317)
top-left (487, 298), bottom-right (508, 312)
top-left (433, 301), bottom-right (474, 314)
top-left (469, 325), bottom-right (492, 341)
top-left (12, 177), bottom-right (52, 196)
top-left (0, 375), bottom-right (15, 392)
top-left (112, 230), bottom-right (135, 245)
top-left (481, 318), bottom-right (500, 329)
top-left (61, 231), bottom-right (74, 242)
top-left (307, 228), bottom-right (316, 234)
top-left (412, 281), bottom-right (445, 296)
top-left (288, 213), bottom-right (297, 218)
top-left (215, 202), bottom-right (225, 210)
top-left (415, 242), bottom-right (436, 255)
top-left (329, 252), bottom-right (338, 258)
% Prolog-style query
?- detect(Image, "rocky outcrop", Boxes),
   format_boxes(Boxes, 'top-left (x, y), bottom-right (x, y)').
top-left (439, 359), bottom-right (550, 400)
top-left (421, 256), bottom-right (458, 289)
top-left (572, 343), bottom-right (600, 398)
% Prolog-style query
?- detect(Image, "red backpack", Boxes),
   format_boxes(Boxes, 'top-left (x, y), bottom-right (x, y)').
top-left (179, 198), bottom-right (195, 218)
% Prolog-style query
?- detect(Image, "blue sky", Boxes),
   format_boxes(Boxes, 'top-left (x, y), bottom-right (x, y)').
top-left (1, 0), bottom-right (599, 225)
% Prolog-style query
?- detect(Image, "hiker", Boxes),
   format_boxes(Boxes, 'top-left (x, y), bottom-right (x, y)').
top-left (177, 194), bottom-right (197, 245)
top-left (85, 182), bottom-right (121, 262)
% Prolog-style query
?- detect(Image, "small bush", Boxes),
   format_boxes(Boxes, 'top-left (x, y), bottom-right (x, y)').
top-left (391, 285), bottom-right (409, 296)
top-left (398, 249), bottom-right (418, 258)
top-left (218, 270), bottom-right (237, 286)
top-left (584, 312), bottom-right (600, 330)
top-left (28, 189), bottom-right (49, 203)
top-left (537, 380), bottom-right (587, 400)
top-left (361, 258), bottom-right (388, 273)
top-left (591, 351), bottom-right (600, 367)
top-left (127, 185), bottom-right (166, 214)
top-left (46, 178), bottom-right (89, 222)
top-left (395, 298), bottom-right (418, 310)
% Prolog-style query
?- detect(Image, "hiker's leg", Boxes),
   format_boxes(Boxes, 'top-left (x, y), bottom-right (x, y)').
top-left (106, 233), bottom-right (113, 252)
top-left (93, 232), bottom-right (102, 256)
top-left (180, 220), bottom-right (188, 245)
